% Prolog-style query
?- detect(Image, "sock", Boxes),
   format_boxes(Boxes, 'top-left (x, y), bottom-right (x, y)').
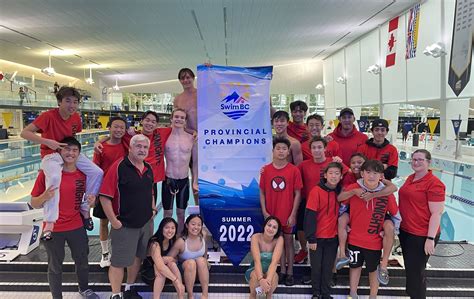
top-left (124, 283), bottom-right (133, 291)
top-left (111, 292), bottom-right (122, 298)
top-left (100, 240), bottom-right (109, 254)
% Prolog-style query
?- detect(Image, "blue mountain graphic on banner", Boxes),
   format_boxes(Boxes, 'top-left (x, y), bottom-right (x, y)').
top-left (220, 91), bottom-right (250, 120)
top-left (222, 91), bottom-right (240, 102)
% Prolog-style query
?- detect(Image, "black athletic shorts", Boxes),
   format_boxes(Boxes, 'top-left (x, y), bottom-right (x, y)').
top-left (161, 177), bottom-right (190, 210)
top-left (93, 200), bottom-right (107, 219)
top-left (348, 244), bottom-right (381, 272)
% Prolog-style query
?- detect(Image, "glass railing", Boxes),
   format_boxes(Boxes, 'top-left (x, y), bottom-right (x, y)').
top-left (0, 90), bottom-right (173, 113)
top-left (397, 151), bottom-right (474, 243)
top-left (0, 130), bottom-right (108, 203)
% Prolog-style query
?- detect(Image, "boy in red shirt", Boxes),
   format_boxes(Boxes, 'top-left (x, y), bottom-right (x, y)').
top-left (304, 162), bottom-right (343, 299)
top-left (338, 160), bottom-right (399, 298)
top-left (92, 116), bottom-right (128, 268)
top-left (356, 119), bottom-right (399, 283)
top-left (295, 136), bottom-right (347, 264)
top-left (287, 100), bottom-right (310, 143)
top-left (21, 86), bottom-right (103, 240)
top-left (30, 137), bottom-right (98, 299)
top-left (336, 154), bottom-right (398, 282)
top-left (260, 137), bottom-right (303, 286)
top-left (272, 111), bottom-right (303, 165)
top-left (301, 114), bottom-right (342, 161)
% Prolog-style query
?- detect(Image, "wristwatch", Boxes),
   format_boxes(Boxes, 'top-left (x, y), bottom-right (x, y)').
top-left (426, 236), bottom-right (435, 240)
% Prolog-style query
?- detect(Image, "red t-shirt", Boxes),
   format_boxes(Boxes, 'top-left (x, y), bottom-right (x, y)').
top-left (122, 127), bottom-right (172, 183)
top-left (345, 183), bottom-right (398, 250)
top-left (93, 142), bottom-right (128, 175)
top-left (342, 171), bottom-right (358, 188)
top-left (301, 139), bottom-right (342, 161)
top-left (399, 171), bottom-right (445, 236)
top-left (306, 185), bottom-right (339, 238)
top-left (287, 121), bottom-right (309, 143)
top-left (31, 170), bottom-right (85, 232)
top-left (357, 141), bottom-right (398, 167)
top-left (298, 158), bottom-right (348, 199)
top-left (259, 163), bottom-right (303, 225)
top-left (328, 125), bottom-right (367, 165)
top-left (33, 108), bottom-right (82, 158)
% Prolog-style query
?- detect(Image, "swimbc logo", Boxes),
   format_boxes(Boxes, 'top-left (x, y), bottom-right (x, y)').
top-left (220, 91), bottom-right (250, 120)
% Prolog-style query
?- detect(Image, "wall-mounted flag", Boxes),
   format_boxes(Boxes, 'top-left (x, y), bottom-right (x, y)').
top-left (406, 3), bottom-right (421, 59)
top-left (386, 16), bottom-right (399, 67)
top-left (448, 0), bottom-right (474, 96)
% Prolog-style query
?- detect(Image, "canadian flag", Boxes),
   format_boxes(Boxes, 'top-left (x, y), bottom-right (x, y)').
top-left (385, 16), bottom-right (399, 67)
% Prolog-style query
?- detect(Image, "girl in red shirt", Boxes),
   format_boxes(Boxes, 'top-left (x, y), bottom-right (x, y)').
top-left (398, 149), bottom-right (445, 299)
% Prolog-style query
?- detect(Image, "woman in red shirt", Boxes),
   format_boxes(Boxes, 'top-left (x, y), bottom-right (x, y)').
top-left (398, 149), bottom-right (445, 299)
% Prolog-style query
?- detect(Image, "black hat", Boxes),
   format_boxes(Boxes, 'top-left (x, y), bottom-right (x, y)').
top-left (339, 107), bottom-right (354, 117)
top-left (371, 119), bottom-right (389, 130)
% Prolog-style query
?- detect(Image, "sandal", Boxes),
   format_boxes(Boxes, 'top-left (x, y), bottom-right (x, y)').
top-left (41, 230), bottom-right (53, 241)
top-left (377, 265), bottom-right (390, 285)
top-left (83, 217), bottom-right (94, 231)
top-left (335, 256), bottom-right (350, 270)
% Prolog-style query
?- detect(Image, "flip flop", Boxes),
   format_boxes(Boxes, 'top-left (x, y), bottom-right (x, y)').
top-left (41, 231), bottom-right (53, 241)
top-left (377, 265), bottom-right (390, 285)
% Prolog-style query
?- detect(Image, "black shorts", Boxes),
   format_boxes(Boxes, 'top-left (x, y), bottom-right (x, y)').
top-left (161, 177), bottom-right (190, 210)
top-left (93, 201), bottom-right (107, 219)
top-left (348, 244), bottom-right (381, 272)
top-left (296, 197), bottom-right (307, 231)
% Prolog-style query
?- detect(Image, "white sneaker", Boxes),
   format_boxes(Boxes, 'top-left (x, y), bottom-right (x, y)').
top-left (100, 252), bottom-right (111, 268)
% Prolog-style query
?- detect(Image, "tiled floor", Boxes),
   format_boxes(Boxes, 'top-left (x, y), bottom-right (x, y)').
top-left (1, 292), bottom-right (473, 299)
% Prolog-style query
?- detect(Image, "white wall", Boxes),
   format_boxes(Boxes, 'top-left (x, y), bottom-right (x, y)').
top-left (346, 42), bottom-right (362, 107)
top-left (323, 0), bottom-right (474, 113)
top-left (360, 30), bottom-right (382, 105)
top-left (333, 50), bottom-right (347, 107)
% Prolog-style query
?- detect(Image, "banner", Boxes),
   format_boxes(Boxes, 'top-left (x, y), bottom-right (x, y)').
top-left (448, 0), bottom-right (474, 96)
top-left (386, 16), bottom-right (399, 67)
top-left (357, 119), bottom-right (367, 132)
top-left (406, 3), bottom-right (421, 59)
top-left (197, 64), bottom-right (273, 266)
top-left (452, 119), bottom-right (462, 135)
top-left (427, 119), bottom-right (439, 134)
top-left (2, 112), bottom-right (13, 128)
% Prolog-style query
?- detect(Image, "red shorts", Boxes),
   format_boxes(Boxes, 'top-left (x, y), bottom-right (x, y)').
top-left (282, 225), bottom-right (295, 234)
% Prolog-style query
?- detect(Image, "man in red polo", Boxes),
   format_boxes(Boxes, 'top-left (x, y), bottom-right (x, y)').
top-left (328, 108), bottom-right (367, 166)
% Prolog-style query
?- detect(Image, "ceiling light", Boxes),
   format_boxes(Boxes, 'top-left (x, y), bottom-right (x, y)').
top-left (336, 76), bottom-right (346, 84)
top-left (41, 52), bottom-right (56, 76)
top-left (85, 67), bottom-right (94, 85)
top-left (423, 42), bottom-right (446, 58)
top-left (315, 84), bottom-right (324, 89)
top-left (113, 78), bottom-right (120, 91)
top-left (366, 64), bottom-right (381, 75)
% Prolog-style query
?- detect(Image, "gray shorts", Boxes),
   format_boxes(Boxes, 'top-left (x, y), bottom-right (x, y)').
top-left (110, 218), bottom-right (153, 267)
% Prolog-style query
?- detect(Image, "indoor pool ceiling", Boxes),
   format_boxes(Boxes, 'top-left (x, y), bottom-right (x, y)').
top-left (0, 0), bottom-right (419, 93)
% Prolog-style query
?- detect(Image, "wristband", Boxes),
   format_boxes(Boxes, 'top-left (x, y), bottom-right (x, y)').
top-left (426, 236), bottom-right (435, 240)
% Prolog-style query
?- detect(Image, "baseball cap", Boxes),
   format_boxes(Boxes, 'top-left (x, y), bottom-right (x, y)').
top-left (371, 119), bottom-right (389, 130)
top-left (339, 107), bottom-right (354, 117)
